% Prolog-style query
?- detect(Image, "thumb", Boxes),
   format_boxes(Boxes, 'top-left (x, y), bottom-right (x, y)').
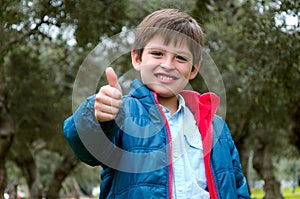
top-left (105, 67), bottom-right (122, 91)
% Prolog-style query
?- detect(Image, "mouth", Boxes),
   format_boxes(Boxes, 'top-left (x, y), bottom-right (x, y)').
top-left (155, 73), bottom-right (178, 82)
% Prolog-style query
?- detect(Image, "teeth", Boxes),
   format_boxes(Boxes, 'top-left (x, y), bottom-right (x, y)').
top-left (157, 75), bottom-right (174, 81)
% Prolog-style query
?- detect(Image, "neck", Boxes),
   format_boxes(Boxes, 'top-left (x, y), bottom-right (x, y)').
top-left (158, 95), bottom-right (179, 115)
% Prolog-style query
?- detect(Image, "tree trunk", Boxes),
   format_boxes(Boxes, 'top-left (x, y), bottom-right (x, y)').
top-left (0, 64), bottom-right (15, 199)
top-left (0, 159), bottom-right (6, 199)
top-left (291, 100), bottom-right (300, 152)
top-left (253, 129), bottom-right (283, 199)
top-left (45, 152), bottom-right (79, 199)
top-left (11, 145), bottom-right (43, 199)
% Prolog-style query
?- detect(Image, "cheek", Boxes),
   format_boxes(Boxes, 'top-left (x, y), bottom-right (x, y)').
top-left (179, 67), bottom-right (193, 79)
top-left (140, 69), bottom-right (153, 83)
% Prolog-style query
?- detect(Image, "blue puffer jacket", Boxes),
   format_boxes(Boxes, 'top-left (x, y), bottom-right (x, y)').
top-left (63, 79), bottom-right (250, 199)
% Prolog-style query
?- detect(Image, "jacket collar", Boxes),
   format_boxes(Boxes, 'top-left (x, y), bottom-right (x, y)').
top-left (130, 79), bottom-right (220, 121)
top-left (180, 90), bottom-right (220, 122)
top-left (130, 79), bottom-right (151, 99)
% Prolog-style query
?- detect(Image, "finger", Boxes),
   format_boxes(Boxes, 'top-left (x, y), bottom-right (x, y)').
top-left (95, 93), bottom-right (123, 108)
top-left (95, 103), bottom-right (120, 115)
top-left (95, 111), bottom-right (117, 122)
top-left (94, 104), bottom-right (120, 122)
top-left (105, 67), bottom-right (122, 92)
top-left (99, 85), bottom-right (122, 100)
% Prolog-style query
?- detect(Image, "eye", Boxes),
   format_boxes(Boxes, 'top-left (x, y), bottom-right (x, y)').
top-left (150, 51), bottom-right (163, 57)
top-left (176, 55), bottom-right (188, 62)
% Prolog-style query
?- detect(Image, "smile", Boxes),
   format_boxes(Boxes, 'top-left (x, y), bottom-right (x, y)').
top-left (155, 73), bottom-right (178, 81)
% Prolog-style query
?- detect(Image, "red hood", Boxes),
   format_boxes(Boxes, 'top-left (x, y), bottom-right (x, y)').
top-left (180, 90), bottom-right (220, 121)
top-left (180, 90), bottom-right (220, 155)
top-left (180, 90), bottom-right (220, 199)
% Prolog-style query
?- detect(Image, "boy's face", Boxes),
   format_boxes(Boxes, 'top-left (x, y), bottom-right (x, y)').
top-left (131, 35), bottom-right (200, 98)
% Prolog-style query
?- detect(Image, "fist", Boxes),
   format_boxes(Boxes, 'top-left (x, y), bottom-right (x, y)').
top-left (94, 67), bottom-right (123, 122)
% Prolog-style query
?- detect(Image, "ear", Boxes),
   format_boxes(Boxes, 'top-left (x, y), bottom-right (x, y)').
top-left (189, 61), bottom-right (201, 80)
top-left (131, 49), bottom-right (141, 71)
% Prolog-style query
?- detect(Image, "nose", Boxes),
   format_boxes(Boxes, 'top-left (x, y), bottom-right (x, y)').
top-left (160, 55), bottom-right (175, 70)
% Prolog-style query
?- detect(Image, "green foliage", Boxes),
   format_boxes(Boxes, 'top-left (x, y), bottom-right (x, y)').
top-left (64, 0), bottom-right (128, 48)
top-left (4, 44), bottom-right (69, 150)
top-left (36, 150), bottom-right (63, 187)
top-left (6, 161), bottom-right (26, 186)
top-left (251, 186), bottom-right (300, 199)
top-left (126, 0), bottom-right (196, 26)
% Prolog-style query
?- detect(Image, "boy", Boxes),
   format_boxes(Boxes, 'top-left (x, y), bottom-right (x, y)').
top-left (64, 9), bottom-right (250, 199)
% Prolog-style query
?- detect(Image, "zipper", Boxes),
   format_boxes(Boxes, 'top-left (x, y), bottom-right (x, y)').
top-left (153, 92), bottom-right (173, 199)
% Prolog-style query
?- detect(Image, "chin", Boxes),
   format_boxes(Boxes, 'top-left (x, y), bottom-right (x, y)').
top-left (156, 90), bottom-right (179, 99)
top-left (146, 83), bottom-right (179, 96)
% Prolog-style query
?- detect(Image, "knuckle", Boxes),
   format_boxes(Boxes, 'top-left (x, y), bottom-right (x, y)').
top-left (94, 111), bottom-right (102, 120)
top-left (117, 100), bottom-right (123, 107)
top-left (94, 101), bottom-right (102, 110)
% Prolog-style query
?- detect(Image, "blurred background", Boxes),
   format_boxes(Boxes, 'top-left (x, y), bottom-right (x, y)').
top-left (0, 0), bottom-right (299, 198)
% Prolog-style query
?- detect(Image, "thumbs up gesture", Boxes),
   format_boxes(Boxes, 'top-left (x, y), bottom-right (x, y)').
top-left (94, 67), bottom-right (123, 122)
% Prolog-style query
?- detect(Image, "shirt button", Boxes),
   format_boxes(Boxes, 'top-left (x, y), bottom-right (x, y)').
top-left (177, 185), bottom-right (184, 192)
top-left (173, 152), bottom-right (180, 158)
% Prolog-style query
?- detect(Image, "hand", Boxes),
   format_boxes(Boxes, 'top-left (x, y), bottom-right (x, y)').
top-left (94, 67), bottom-right (123, 122)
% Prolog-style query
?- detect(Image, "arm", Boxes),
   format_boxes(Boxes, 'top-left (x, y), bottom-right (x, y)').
top-left (64, 67), bottom-right (122, 167)
top-left (224, 122), bottom-right (250, 198)
top-left (63, 94), bottom-right (123, 167)
top-left (63, 95), bottom-right (102, 166)
top-left (212, 116), bottom-right (250, 199)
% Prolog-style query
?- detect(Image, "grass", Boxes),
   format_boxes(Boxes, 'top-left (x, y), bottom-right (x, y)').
top-left (251, 186), bottom-right (300, 199)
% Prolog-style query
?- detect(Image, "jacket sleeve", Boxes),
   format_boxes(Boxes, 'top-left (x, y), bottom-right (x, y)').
top-left (212, 116), bottom-right (250, 199)
top-left (224, 120), bottom-right (250, 199)
top-left (63, 94), bottom-right (120, 167)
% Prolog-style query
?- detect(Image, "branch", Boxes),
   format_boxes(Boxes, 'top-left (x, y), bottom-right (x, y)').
top-left (0, 12), bottom-right (59, 58)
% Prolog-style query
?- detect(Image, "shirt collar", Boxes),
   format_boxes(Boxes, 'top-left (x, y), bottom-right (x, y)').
top-left (160, 94), bottom-right (186, 116)
top-left (177, 94), bottom-right (185, 111)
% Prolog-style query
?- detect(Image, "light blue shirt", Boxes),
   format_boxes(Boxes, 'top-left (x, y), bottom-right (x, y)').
top-left (160, 95), bottom-right (210, 199)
